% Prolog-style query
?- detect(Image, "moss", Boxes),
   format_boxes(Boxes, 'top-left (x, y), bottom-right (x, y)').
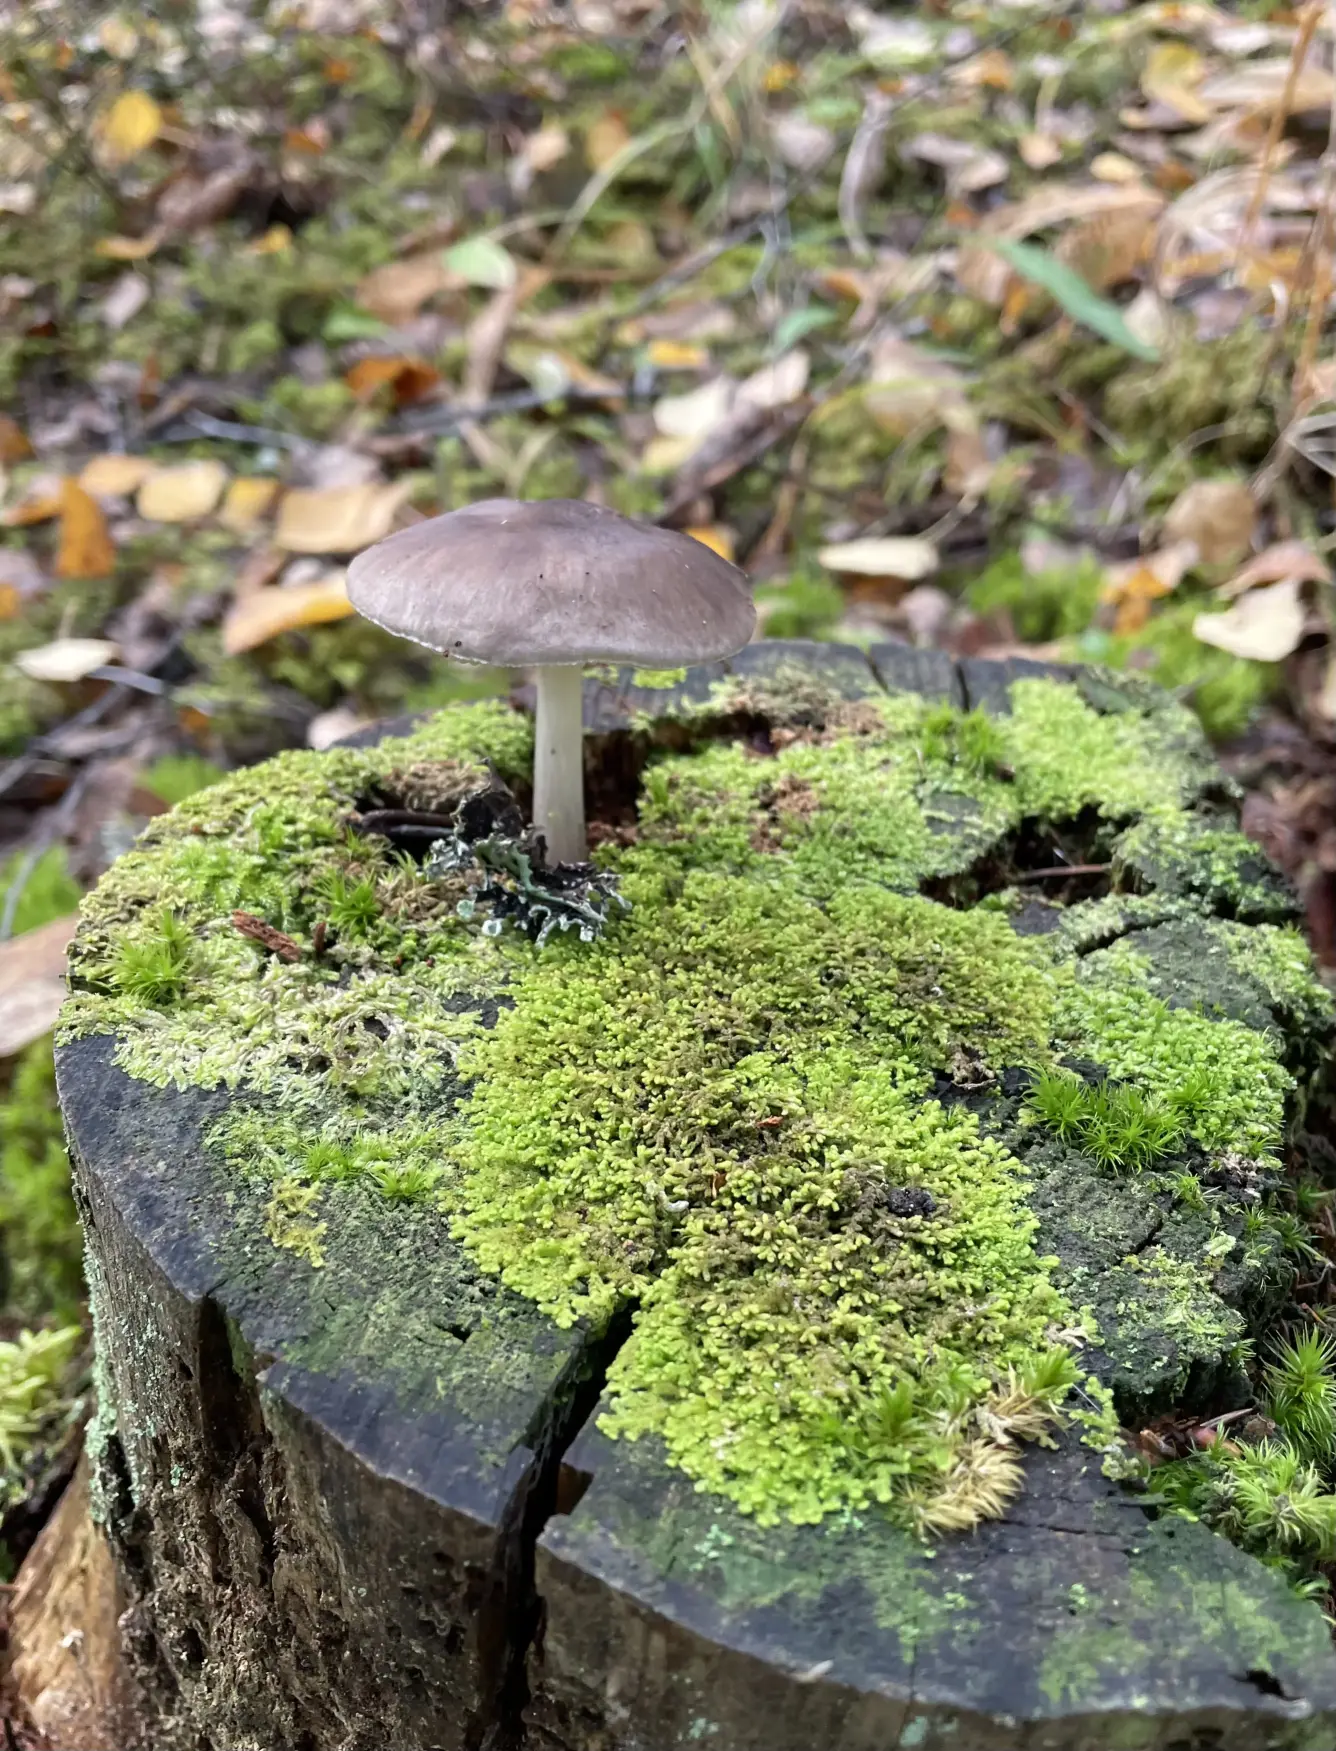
top-left (1113, 808), bottom-right (1296, 923)
top-left (967, 550), bottom-right (1105, 644)
top-left (0, 1038), bottom-right (83, 1324)
top-left (61, 679), bottom-right (1328, 1536)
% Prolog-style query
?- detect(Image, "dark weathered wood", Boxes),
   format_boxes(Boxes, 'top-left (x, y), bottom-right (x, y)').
top-left (57, 641), bottom-right (1336, 1751)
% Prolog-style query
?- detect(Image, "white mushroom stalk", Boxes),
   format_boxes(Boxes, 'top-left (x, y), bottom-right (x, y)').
top-left (533, 665), bottom-right (587, 865)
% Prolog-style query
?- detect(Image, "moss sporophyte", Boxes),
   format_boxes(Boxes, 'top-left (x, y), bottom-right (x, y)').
top-left (60, 681), bottom-right (1335, 1538)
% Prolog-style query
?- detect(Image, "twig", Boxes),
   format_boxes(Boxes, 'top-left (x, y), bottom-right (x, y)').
top-left (232, 912), bottom-right (302, 961)
top-left (1239, 4), bottom-right (1322, 264)
top-left (1014, 863), bottom-right (1112, 883)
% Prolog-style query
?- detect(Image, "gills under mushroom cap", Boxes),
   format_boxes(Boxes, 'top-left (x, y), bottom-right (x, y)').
top-left (346, 497), bottom-right (756, 667)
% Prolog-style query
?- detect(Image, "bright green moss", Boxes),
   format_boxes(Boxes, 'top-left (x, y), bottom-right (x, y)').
top-left (59, 680), bottom-right (1326, 1536)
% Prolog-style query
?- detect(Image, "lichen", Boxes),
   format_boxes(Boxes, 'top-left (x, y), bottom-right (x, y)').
top-left (59, 675), bottom-right (1330, 1537)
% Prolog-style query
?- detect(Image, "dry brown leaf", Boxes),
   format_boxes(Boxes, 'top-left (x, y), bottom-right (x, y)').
top-left (770, 113), bottom-right (836, 175)
top-left (818, 537), bottom-right (939, 580)
top-left (1200, 60), bottom-right (1335, 116)
top-left (862, 336), bottom-right (972, 437)
top-left (356, 253), bottom-right (456, 324)
top-left (1141, 42), bottom-right (1212, 124)
top-left (522, 125), bottom-right (570, 175)
top-left (218, 477), bottom-right (281, 533)
top-left (55, 479), bottom-right (116, 580)
top-left (0, 915), bottom-right (76, 1055)
top-left (904, 132), bottom-right (1008, 196)
top-left (585, 110), bottom-right (632, 171)
top-left (100, 90), bottom-right (162, 164)
top-left (223, 573), bottom-right (355, 655)
top-left (653, 378), bottom-right (735, 442)
top-left (737, 351), bottom-right (809, 412)
top-left (3, 480), bottom-right (65, 526)
top-left (15, 636), bottom-right (119, 682)
top-left (137, 459), bottom-right (228, 522)
top-left (1090, 152), bottom-right (1145, 185)
top-left (1194, 576), bottom-right (1306, 661)
top-left (0, 413), bottom-right (32, 462)
top-left (1220, 540), bottom-right (1331, 600)
top-left (274, 481), bottom-right (415, 555)
top-left (1163, 478), bottom-right (1256, 567)
top-left (344, 355), bottom-right (441, 404)
top-left (980, 181), bottom-right (1167, 242)
top-left (1058, 203), bottom-right (1160, 289)
top-left (78, 454), bottom-right (157, 497)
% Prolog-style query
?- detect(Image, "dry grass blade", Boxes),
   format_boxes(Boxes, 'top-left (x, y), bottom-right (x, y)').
top-left (1239, 2), bottom-right (1322, 260)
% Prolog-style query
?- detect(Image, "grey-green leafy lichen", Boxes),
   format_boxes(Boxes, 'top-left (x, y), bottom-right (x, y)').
top-left (60, 678), bottom-right (1334, 1538)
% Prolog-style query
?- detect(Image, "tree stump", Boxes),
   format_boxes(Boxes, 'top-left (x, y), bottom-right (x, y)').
top-left (56, 641), bottom-right (1336, 1751)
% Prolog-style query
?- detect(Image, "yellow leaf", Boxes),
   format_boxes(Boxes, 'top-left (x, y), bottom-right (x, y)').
top-left (247, 224), bottom-right (292, 255)
top-left (585, 110), bottom-right (631, 171)
top-left (95, 233), bottom-right (161, 261)
top-left (101, 90), bottom-right (163, 164)
top-left (685, 525), bottom-right (735, 562)
top-left (3, 485), bottom-right (65, 527)
top-left (1141, 42), bottom-right (1211, 124)
top-left (0, 584), bottom-right (19, 621)
top-left (274, 481), bottom-right (415, 555)
top-left (647, 339), bottom-right (709, 370)
top-left (78, 454), bottom-right (157, 497)
top-left (1090, 152), bottom-right (1143, 185)
top-left (1101, 542), bottom-right (1195, 633)
top-left (56, 479), bottom-right (116, 579)
top-left (137, 460), bottom-right (228, 523)
top-left (218, 477), bottom-right (281, 533)
top-left (762, 60), bottom-right (800, 92)
top-left (223, 575), bottom-right (354, 655)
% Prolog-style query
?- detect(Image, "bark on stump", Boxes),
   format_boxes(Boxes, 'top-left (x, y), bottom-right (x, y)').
top-left (56, 641), bottom-right (1336, 1751)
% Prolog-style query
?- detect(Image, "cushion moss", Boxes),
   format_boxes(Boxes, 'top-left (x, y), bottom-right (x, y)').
top-left (60, 677), bottom-right (1327, 1537)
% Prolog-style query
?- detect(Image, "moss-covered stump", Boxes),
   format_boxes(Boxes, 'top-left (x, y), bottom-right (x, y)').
top-left (55, 640), bottom-right (1336, 1751)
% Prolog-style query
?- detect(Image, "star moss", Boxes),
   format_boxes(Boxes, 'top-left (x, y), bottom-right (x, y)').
top-left (60, 679), bottom-right (1331, 1534)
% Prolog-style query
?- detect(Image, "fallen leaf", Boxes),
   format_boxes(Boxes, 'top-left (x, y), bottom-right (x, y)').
top-left (1141, 42), bottom-right (1212, 124)
top-left (770, 113), bottom-right (836, 174)
top-left (862, 335), bottom-right (973, 437)
top-left (585, 110), bottom-right (631, 171)
top-left (56, 479), bottom-right (115, 579)
top-left (223, 573), bottom-right (355, 655)
top-left (356, 252), bottom-right (454, 323)
top-left (647, 339), bottom-right (709, 369)
top-left (904, 132), bottom-right (1008, 196)
top-left (137, 459), bottom-right (229, 522)
top-left (99, 270), bottom-right (150, 329)
top-left (94, 232), bottom-right (162, 262)
top-left (522, 125), bottom-right (570, 174)
top-left (1101, 542), bottom-right (1195, 633)
top-left (1221, 540), bottom-right (1331, 600)
top-left (248, 224), bottom-right (292, 255)
top-left (78, 454), bottom-right (157, 497)
top-left (1163, 478), bottom-right (1256, 567)
top-left (0, 915), bottom-right (76, 1056)
top-left (15, 636), bottom-right (120, 682)
top-left (1090, 151), bottom-right (1145, 185)
top-left (0, 414), bottom-right (31, 462)
top-left (1194, 577), bottom-right (1306, 661)
top-left (344, 355), bottom-right (441, 404)
top-left (218, 477), bottom-right (281, 533)
top-left (1019, 133), bottom-right (1063, 171)
top-left (1200, 60), bottom-right (1334, 117)
top-left (818, 537), bottom-right (939, 580)
top-left (100, 90), bottom-right (162, 164)
top-left (653, 378), bottom-right (735, 442)
top-left (274, 481), bottom-right (415, 555)
top-left (736, 350), bottom-right (810, 411)
top-left (307, 704), bottom-right (370, 750)
top-left (3, 480), bottom-right (65, 526)
top-left (443, 235), bottom-right (517, 290)
top-left (686, 525), bottom-right (736, 562)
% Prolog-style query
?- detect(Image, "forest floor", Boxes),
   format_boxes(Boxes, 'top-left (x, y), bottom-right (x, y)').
top-left (2, 0), bottom-right (1336, 1719)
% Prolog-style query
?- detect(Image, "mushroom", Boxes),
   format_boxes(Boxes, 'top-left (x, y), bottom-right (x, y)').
top-left (346, 497), bottom-right (755, 864)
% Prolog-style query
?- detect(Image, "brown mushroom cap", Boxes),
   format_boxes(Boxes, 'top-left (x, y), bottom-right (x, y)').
top-left (345, 497), bottom-right (755, 666)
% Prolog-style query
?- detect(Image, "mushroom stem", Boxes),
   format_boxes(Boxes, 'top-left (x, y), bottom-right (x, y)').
top-left (533, 664), bottom-right (586, 865)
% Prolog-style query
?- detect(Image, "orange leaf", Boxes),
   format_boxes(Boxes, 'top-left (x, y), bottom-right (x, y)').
top-left (0, 584), bottom-right (18, 621)
top-left (0, 415), bottom-right (32, 463)
top-left (56, 479), bottom-right (115, 579)
top-left (222, 575), bottom-right (355, 655)
top-left (343, 355), bottom-right (441, 405)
